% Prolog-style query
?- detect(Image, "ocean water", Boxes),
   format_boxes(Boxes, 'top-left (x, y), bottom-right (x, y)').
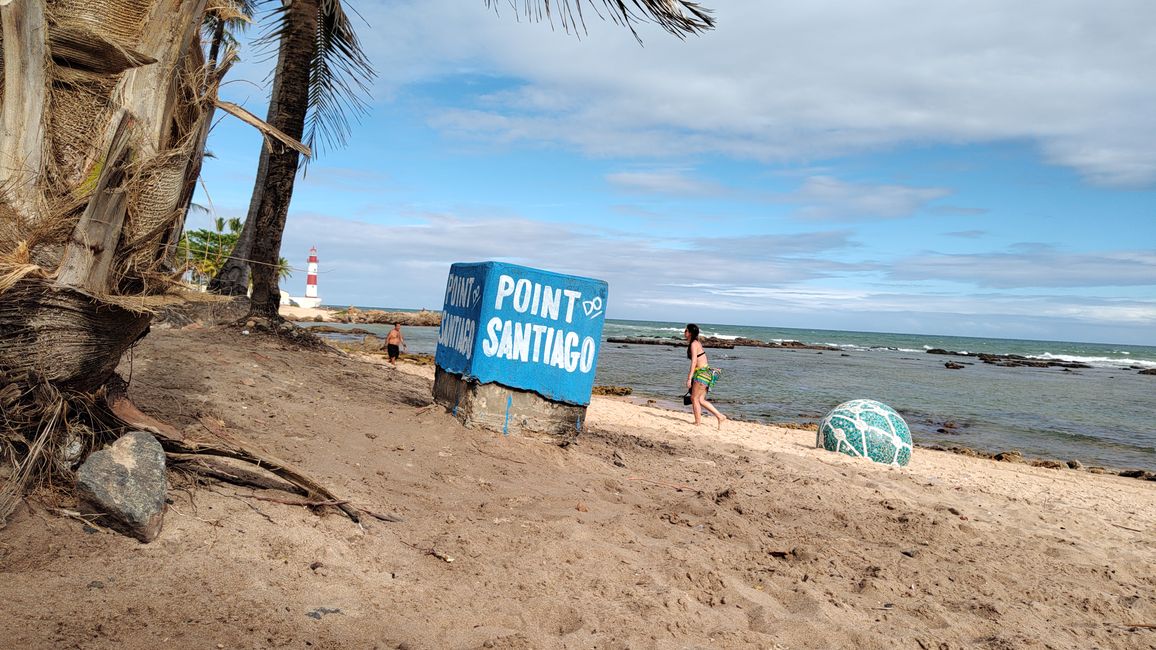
top-left (301, 319), bottom-right (1156, 472)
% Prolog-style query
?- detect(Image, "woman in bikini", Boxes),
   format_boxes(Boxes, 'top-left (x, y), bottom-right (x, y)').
top-left (684, 323), bottom-right (727, 429)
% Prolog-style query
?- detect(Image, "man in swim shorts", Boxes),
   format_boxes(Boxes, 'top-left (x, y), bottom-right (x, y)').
top-left (386, 323), bottom-right (406, 365)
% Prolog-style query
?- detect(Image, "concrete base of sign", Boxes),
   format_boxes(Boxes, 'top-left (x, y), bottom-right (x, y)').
top-left (433, 367), bottom-right (586, 441)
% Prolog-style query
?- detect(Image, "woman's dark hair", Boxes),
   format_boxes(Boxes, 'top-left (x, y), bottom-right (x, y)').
top-left (685, 323), bottom-right (700, 359)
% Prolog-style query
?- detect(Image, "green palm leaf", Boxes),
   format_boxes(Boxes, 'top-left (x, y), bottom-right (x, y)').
top-left (486, 0), bottom-right (714, 41)
top-left (256, 0), bottom-right (375, 155)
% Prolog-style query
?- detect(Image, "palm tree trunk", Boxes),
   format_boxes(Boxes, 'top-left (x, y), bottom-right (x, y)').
top-left (0, 0), bottom-right (214, 522)
top-left (244, 0), bottom-right (319, 320)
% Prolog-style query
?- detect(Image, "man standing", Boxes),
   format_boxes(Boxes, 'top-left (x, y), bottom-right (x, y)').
top-left (386, 323), bottom-right (406, 365)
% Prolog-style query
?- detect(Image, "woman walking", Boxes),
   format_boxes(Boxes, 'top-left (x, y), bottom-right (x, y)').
top-left (684, 323), bottom-right (727, 428)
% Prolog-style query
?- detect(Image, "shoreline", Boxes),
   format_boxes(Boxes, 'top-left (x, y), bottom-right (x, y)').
top-left (339, 340), bottom-right (1156, 481)
top-left (311, 322), bottom-right (1155, 477)
top-left (611, 390), bottom-right (1155, 480)
top-left (4, 325), bottom-right (1155, 648)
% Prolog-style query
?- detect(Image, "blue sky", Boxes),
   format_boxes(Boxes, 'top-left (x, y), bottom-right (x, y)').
top-left (191, 0), bottom-right (1156, 345)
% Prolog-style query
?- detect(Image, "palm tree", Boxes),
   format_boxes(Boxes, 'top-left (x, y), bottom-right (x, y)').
top-left (0, 0), bottom-right (227, 520)
top-left (209, 0), bottom-right (373, 317)
top-left (0, 0), bottom-right (713, 523)
top-left (212, 0), bottom-right (715, 321)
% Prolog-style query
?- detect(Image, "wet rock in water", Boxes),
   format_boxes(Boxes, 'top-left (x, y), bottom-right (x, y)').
top-left (592, 385), bottom-right (632, 396)
top-left (926, 348), bottom-right (975, 357)
top-left (944, 362), bottom-right (965, 370)
top-left (1139, 369), bottom-right (1156, 375)
top-left (76, 431), bottom-right (167, 543)
top-left (1118, 469), bottom-right (1155, 480)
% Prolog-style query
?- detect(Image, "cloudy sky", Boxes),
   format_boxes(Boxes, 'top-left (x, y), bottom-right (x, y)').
top-left (191, 0), bottom-right (1156, 345)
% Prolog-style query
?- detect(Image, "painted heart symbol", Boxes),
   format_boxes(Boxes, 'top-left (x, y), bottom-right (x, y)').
top-left (582, 296), bottom-right (603, 318)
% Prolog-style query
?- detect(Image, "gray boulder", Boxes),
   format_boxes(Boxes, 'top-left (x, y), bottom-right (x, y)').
top-left (76, 431), bottom-right (167, 542)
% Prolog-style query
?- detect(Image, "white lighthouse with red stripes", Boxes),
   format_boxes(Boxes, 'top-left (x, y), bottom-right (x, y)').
top-left (305, 247), bottom-right (319, 299)
top-left (285, 246), bottom-right (322, 308)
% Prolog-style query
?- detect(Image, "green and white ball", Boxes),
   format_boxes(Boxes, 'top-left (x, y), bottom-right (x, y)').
top-left (817, 399), bottom-right (913, 466)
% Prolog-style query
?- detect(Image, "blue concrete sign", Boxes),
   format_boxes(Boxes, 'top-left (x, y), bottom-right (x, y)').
top-left (435, 262), bottom-right (609, 405)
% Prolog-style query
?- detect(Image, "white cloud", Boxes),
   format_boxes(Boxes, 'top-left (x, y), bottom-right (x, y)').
top-left (889, 247), bottom-right (1156, 288)
top-left (787, 176), bottom-right (951, 221)
top-left (605, 170), bottom-right (723, 196)
top-left (356, 0), bottom-right (1156, 187)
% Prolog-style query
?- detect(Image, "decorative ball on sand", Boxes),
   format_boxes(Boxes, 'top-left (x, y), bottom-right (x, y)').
top-left (817, 399), bottom-right (913, 466)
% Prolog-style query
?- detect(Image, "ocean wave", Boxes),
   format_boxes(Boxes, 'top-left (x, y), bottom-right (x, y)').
top-left (1035, 353), bottom-right (1156, 369)
top-left (701, 332), bottom-right (738, 340)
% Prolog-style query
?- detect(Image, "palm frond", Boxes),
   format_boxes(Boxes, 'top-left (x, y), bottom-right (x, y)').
top-left (254, 0), bottom-right (375, 156)
top-left (486, 0), bottom-right (715, 41)
top-left (305, 0), bottom-right (375, 153)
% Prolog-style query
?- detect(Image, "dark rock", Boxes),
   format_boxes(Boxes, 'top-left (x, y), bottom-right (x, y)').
top-left (770, 339), bottom-right (840, 351)
top-left (944, 362), bottom-right (965, 370)
top-left (1066, 459), bottom-right (1084, 470)
top-left (994, 450), bottom-right (1025, 463)
top-left (926, 348), bottom-right (976, 357)
top-left (336, 307), bottom-right (441, 326)
top-left (605, 336), bottom-right (733, 349)
top-left (76, 431), bottom-right (167, 543)
top-left (605, 336), bottom-right (839, 351)
top-left (1118, 469), bottom-right (1154, 479)
top-left (592, 385), bottom-right (633, 396)
top-left (976, 353), bottom-right (1091, 369)
top-left (928, 348), bottom-right (1091, 369)
top-left (1139, 369), bottom-right (1156, 375)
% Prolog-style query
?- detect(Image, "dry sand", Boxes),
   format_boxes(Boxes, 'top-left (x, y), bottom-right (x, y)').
top-left (279, 305), bottom-right (334, 322)
top-left (2, 326), bottom-right (1154, 649)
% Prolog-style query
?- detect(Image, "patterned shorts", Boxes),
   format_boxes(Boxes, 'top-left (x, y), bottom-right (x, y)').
top-left (692, 366), bottom-right (720, 390)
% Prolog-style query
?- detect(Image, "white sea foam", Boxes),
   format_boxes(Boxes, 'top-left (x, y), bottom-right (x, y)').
top-left (1036, 353), bottom-right (1156, 369)
top-left (698, 332), bottom-right (734, 339)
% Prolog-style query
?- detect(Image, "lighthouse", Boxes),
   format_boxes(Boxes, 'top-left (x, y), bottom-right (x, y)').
top-left (286, 246), bottom-right (322, 308)
top-left (305, 247), bottom-right (318, 298)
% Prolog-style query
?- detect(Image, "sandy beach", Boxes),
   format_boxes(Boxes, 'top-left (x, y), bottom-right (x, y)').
top-left (2, 325), bottom-right (1154, 649)
top-left (279, 305), bottom-right (335, 322)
